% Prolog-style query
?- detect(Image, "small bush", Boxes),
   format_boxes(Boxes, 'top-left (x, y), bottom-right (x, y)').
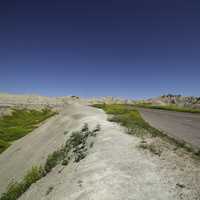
top-left (61, 159), bottom-right (68, 166)
top-left (23, 166), bottom-right (44, 189)
top-left (44, 149), bottom-right (65, 173)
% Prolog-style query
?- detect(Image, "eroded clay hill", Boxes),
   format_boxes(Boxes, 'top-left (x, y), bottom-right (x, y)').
top-left (0, 102), bottom-right (199, 200)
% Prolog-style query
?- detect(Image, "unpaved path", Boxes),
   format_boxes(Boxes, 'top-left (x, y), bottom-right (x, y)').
top-left (138, 108), bottom-right (200, 150)
top-left (0, 104), bottom-right (200, 200)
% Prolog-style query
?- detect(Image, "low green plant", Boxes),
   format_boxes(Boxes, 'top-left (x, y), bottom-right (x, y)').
top-left (93, 104), bottom-right (200, 158)
top-left (0, 124), bottom-right (100, 200)
top-left (0, 139), bottom-right (10, 153)
top-left (0, 108), bottom-right (56, 153)
top-left (94, 104), bottom-right (160, 137)
top-left (0, 166), bottom-right (44, 200)
top-left (44, 149), bottom-right (65, 173)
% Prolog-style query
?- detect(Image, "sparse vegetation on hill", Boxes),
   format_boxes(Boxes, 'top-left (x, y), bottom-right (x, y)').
top-left (0, 124), bottom-right (100, 200)
top-left (0, 166), bottom-right (44, 200)
top-left (0, 108), bottom-right (56, 153)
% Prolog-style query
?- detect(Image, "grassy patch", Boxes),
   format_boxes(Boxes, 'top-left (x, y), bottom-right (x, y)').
top-left (0, 108), bottom-right (56, 153)
top-left (44, 149), bottom-right (66, 173)
top-left (93, 104), bottom-right (200, 157)
top-left (0, 139), bottom-right (10, 154)
top-left (94, 104), bottom-right (160, 137)
top-left (0, 124), bottom-right (100, 200)
top-left (0, 166), bottom-right (44, 200)
top-left (135, 103), bottom-right (200, 113)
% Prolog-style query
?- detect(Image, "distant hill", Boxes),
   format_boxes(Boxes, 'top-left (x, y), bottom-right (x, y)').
top-left (0, 93), bottom-right (83, 111)
top-left (140, 94), bottom-right (200, 109)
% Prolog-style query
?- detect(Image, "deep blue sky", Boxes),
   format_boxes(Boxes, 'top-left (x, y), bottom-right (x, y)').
top-left (0, 0), bottom-right (200, 99)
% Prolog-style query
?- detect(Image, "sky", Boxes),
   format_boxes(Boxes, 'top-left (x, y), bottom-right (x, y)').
top-left (0, 0), bottom-right (200, 99)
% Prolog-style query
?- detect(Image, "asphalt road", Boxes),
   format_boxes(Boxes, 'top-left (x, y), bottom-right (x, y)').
top-left (138, 108), bottom-right (200, 150)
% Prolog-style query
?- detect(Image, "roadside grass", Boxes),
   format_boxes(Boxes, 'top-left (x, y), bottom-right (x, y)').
top-left (0, 124), bottom-right (100, 200)
top-left (94, 104), bottom-right (161, 137)
top-left (134, 103), bottom-right (200, 113)
top-left (0, 108), bottom-right (56, 153)
top-left (93, 104), bottom-right (200, 157)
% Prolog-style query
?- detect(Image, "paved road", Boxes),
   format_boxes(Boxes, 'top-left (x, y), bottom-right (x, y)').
top-left (138, 108), bottom-right (200, 150)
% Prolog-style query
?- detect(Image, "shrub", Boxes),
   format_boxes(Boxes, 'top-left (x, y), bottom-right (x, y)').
top-left (44, 149), bottom-right (65, 173)
top-left (23, 166), bottom-right (44, 189)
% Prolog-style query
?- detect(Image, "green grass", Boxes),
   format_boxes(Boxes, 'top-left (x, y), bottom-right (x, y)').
top-left (0, 139), bottom-right (10, 154)
top-left (0, 166), bottom-right (44, 200)
top-left (0, 124), bottom-right (100, 200)
top-left (44, 148), bottom-right (66, 173)
top-left (94, 104), bottom-right (161, 137)
top-left (0, 108), bottom-right (56, 153)
top-left (93, 104), bottom-right (200, 157)
top-left (135, 103), bottom-right (200, 113)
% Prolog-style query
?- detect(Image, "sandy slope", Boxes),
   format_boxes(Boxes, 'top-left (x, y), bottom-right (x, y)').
top-left (0, 104), bottom-right (200, 200)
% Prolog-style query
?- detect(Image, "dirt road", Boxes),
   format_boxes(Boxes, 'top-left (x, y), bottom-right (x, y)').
top-left (139, 108), bottom-right (200, 150)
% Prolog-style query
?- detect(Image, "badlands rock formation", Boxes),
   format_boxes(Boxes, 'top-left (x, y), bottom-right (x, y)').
top-left (0, 93), bottom-right (82, 112)
top-left (0, 99), bottom-right (199, 199)
top-left (142, 94), bottom-right (200, 108)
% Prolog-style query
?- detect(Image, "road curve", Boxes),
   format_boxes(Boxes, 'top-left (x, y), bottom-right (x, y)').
top-left (138, 108), bottom-right (200, 150)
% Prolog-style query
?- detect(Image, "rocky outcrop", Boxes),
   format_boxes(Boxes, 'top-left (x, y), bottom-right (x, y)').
top-left (142, 94), bottom-right (200, 108)
top-left (0, 93), bottom-right (84, 111)
top-left (88, 96), bottom-right (136, 105)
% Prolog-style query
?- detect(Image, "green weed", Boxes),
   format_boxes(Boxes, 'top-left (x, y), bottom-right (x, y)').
top-left (0, 108), bottom-right (56, 153)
